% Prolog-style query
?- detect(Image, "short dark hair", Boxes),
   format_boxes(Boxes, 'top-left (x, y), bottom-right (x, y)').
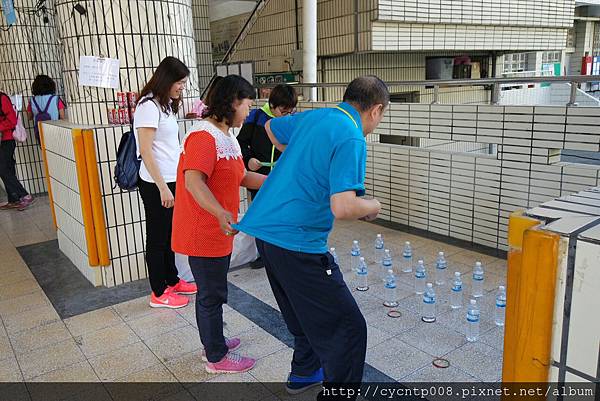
top-left (32, 75), bottom-right (56, 96)
top-left (138, 57), bottom-right (190, 114)
top-left (343, 75), bottom-right (389, 112)
top-left (268, 84), bottom-right (297, 109)
top-left (206, 75), bottom-right (255, 126)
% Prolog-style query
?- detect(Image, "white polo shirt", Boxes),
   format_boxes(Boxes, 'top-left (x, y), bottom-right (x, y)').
top-left (133, 95), bottom-right (180, 183)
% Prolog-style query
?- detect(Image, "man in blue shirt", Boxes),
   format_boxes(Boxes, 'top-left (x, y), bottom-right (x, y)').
top-left (236, 76), bottom-right (389, 397)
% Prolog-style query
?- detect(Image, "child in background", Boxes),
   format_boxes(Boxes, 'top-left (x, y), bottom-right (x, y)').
top-left (27, 75), bottom-right (66, 142)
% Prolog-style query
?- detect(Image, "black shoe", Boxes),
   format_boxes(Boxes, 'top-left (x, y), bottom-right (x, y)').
top-left (249, 257), bottom-right (264, 269)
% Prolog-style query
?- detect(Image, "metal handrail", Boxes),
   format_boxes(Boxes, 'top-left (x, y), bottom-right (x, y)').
top-left (255, 75), bottom-right (600, 88)
top-left (255, 75), bottom-right (600, 106)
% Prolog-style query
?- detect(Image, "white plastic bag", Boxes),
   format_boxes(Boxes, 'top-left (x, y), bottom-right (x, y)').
top-left (230, 231), bottom-right (259, 268)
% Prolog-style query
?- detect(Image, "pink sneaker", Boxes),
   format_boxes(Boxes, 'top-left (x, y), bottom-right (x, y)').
top-left (169, 279), bottom-right (197, 295)
top-left (201, 337), bottom-right (241, 361)
top-left (205, 352), bottom-right (256, 374)
top-left (17, 195), bottom-right (35, 211)
top-left (149, 287), bottom-right (188, 309)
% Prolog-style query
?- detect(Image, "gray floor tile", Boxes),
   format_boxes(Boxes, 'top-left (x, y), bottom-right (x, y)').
top-left (443, 342), bottom-right (503, 382)
top-left (144, 325), bottom-right (201, 363)
top-left (366, 337), bottom-right (433, 381)
top-left (397, 322), bottom-right (467, 357)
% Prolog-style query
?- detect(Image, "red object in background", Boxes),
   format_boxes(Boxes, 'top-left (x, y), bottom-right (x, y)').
top-left (107, 109), bottom-right (114, 124)
top-left (581, 55), bottom-right (593, 75)
top-left (117, 92), bottom-right (127, 108)
top-left (129, 107), bottom-right (135, 122)
top-left (110, 109), bottom-right (119, 124)
top-left (118, 108), bottom-right (129, 125)
top-left (127, 92), bottom-right (137, 107)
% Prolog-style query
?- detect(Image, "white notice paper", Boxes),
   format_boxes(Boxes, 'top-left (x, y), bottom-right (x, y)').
top-left (79, 56), bottom-right (120, 89)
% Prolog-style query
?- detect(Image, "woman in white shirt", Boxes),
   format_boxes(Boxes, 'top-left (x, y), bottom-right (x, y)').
top-left (135, 57), bottom-right (197, 309)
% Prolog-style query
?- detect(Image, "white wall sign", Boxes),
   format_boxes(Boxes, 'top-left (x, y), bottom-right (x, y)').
top-left (79, 56), bottom-right (120, 89)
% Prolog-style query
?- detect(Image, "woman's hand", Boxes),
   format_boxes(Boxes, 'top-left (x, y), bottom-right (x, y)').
top-left (248, 158), bottom-right (262, 172)
top-left (159, 185), bottom-right (175, 208)
top-left (217, 209), bottom-right (239, 236)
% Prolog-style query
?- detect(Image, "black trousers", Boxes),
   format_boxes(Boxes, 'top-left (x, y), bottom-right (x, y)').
top-left (189, 254), bottom-right (230, 363)
top-left (0, 140), bottom-right (28, 203)
top-left (138, 179), bottom-right (179, 296)
top-left (256, 239), bottom-right (366, 397)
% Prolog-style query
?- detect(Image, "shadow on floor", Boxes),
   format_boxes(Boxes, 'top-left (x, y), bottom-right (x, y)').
top-left (17, 240), bottom-right (150, 319)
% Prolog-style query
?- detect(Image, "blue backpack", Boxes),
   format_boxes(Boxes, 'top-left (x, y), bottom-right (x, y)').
top-left (113, 130), bottom-right (140, 190)
top-left (32, 96), bottom-right (55, 137)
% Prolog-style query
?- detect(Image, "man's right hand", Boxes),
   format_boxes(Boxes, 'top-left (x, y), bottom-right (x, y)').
top-left (360, 198), bottom-right (381, 221)
top-left (248, 158), bottom-right (262, 172)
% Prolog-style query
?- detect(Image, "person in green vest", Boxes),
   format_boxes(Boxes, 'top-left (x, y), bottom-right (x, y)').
top-left (238, 84), bottom-right (297, 201)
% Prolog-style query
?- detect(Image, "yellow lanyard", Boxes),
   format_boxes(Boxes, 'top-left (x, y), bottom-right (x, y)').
top-left (270, 145), bottom-right (275, 172)
top-left (335, 106), bottom-right (358, 128)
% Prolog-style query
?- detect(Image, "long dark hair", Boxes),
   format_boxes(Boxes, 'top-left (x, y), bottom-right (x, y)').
top-left (206, 75), bottom-right (255, 126)
top-left (138, 57), bottom-right (190, 114)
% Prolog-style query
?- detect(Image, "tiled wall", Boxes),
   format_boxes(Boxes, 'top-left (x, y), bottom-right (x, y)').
top-left (54, 0), bottom-right (201, 125)
top-left (0, 0), bottom-right (64, 195)
top-left (371, 22), bottom-right (569, 51)
top-left (43, 123), bottom-right (101, 285)
top-left (191, 0), bottom-right (214, 91)
top-left (377, 0), bottom-right (574, 27)
top-left (296, 102), bottom-right (600, 251)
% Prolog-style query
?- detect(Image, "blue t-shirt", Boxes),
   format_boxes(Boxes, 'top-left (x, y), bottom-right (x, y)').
top-left (235, 102), bottom-right (366, 254)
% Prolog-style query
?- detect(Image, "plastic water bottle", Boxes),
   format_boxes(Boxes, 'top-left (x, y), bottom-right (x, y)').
top-left (421, 283), bottom-right (436, 323)
top-left (414, 259), bottom-right (427, 294)
top-left (383, 269), bottom-right (398, 307)
top-left (472, 262), bottom-right (484, 298)
top-left (355, 257), bottom-right (368, 291)
top-left (450, 272), bottom-right (463, 309)
top-left (402, 241), bottom-right (413, 273)
top-left (330, 247), bottom-right (338, 265)
top-left (351, 240), bottom-right (361, 272)
top-left (381, 249), bottom-right (392, 283)
top-left (466, 299), bottom-right (480, 342)
top-left (495, 285), bottom-right (506, 326)
top-left (374, 234), bottom-right (384, 265)
top-left (435, 252), bottom-right (447, 285)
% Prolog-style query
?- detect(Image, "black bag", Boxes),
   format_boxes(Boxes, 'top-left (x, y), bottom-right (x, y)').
top-left (113, 130), bottom-right (140, 190)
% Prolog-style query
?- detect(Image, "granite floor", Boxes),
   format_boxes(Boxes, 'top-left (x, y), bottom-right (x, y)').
top-left (0, 196), bottom-right (506, 400)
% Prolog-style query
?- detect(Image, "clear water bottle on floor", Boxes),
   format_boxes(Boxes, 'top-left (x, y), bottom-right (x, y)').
top-left (495, 285), bottom-right (506, 326)
top-left (356, 257), bottom-right (369, 291)
top-left (466, 299), bottom-right (480, 342)
top-left (330, 247), bottom-right (338, 265)
top-left (381, 249), bottom-right (392, 283)
top-left (351, 240), bottom-right (361, 272)
top-left (421, 283), bottom-right (436, 323)
top-left (435, 251), bottom-right (447, 286)
top-left (383, 269), bottom-right (398, 307)
top-left (472, 261), bottom-right (484, 298)
top-left (450, 272), bottom-right (463, 309)
top-left (414, 259), bottom-right (427, 294)
top-left (374, 234), bottom-right (384, 265)
top-left (402, 241), bottom-right (413, 273)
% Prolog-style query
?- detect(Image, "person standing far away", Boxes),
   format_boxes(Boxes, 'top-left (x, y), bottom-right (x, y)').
top-left (171, 75), bottom-right (267, 374)
top-left (0, 92), bottom-right (35, 211)
top-left (237, 84), bottom-right (297, 270)
top-left (27, 74), bottom-right (66, 143)
top-left (237, 83), bottom-right (297, 200)
top-left (134, 56), bottom-right (197, 309)
top-left (235, 76), bottom-right (389, 399)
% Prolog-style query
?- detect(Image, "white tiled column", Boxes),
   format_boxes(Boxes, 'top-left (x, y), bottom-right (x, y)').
top-left (54, 0), bottom-right (201, 125)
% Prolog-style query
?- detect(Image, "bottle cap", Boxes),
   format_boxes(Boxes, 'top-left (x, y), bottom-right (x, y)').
top-left (438, 251), bottom-right (444, 256)
top-left (359, 257), bottom-right (365, 261)
top-left (427, 283), bottom-right (433, 288)
top-left (470, 299), bottom-right (476, 305)
top-left (353, 240), bottom-right (358, 245)
top-left (377, 233), bottom-right (382, 238)
top-left (330, 247), bottom-right (335, 252)
top-left (388, 269), bottom-right (393, 274)
top-left (405, 241), bottom-right (410, 245)
top-left (499, 285), bottom-right (505, 291)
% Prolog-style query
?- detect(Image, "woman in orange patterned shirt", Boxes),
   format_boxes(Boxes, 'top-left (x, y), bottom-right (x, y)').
top-left (172, 75), bottom-right (266, 374)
